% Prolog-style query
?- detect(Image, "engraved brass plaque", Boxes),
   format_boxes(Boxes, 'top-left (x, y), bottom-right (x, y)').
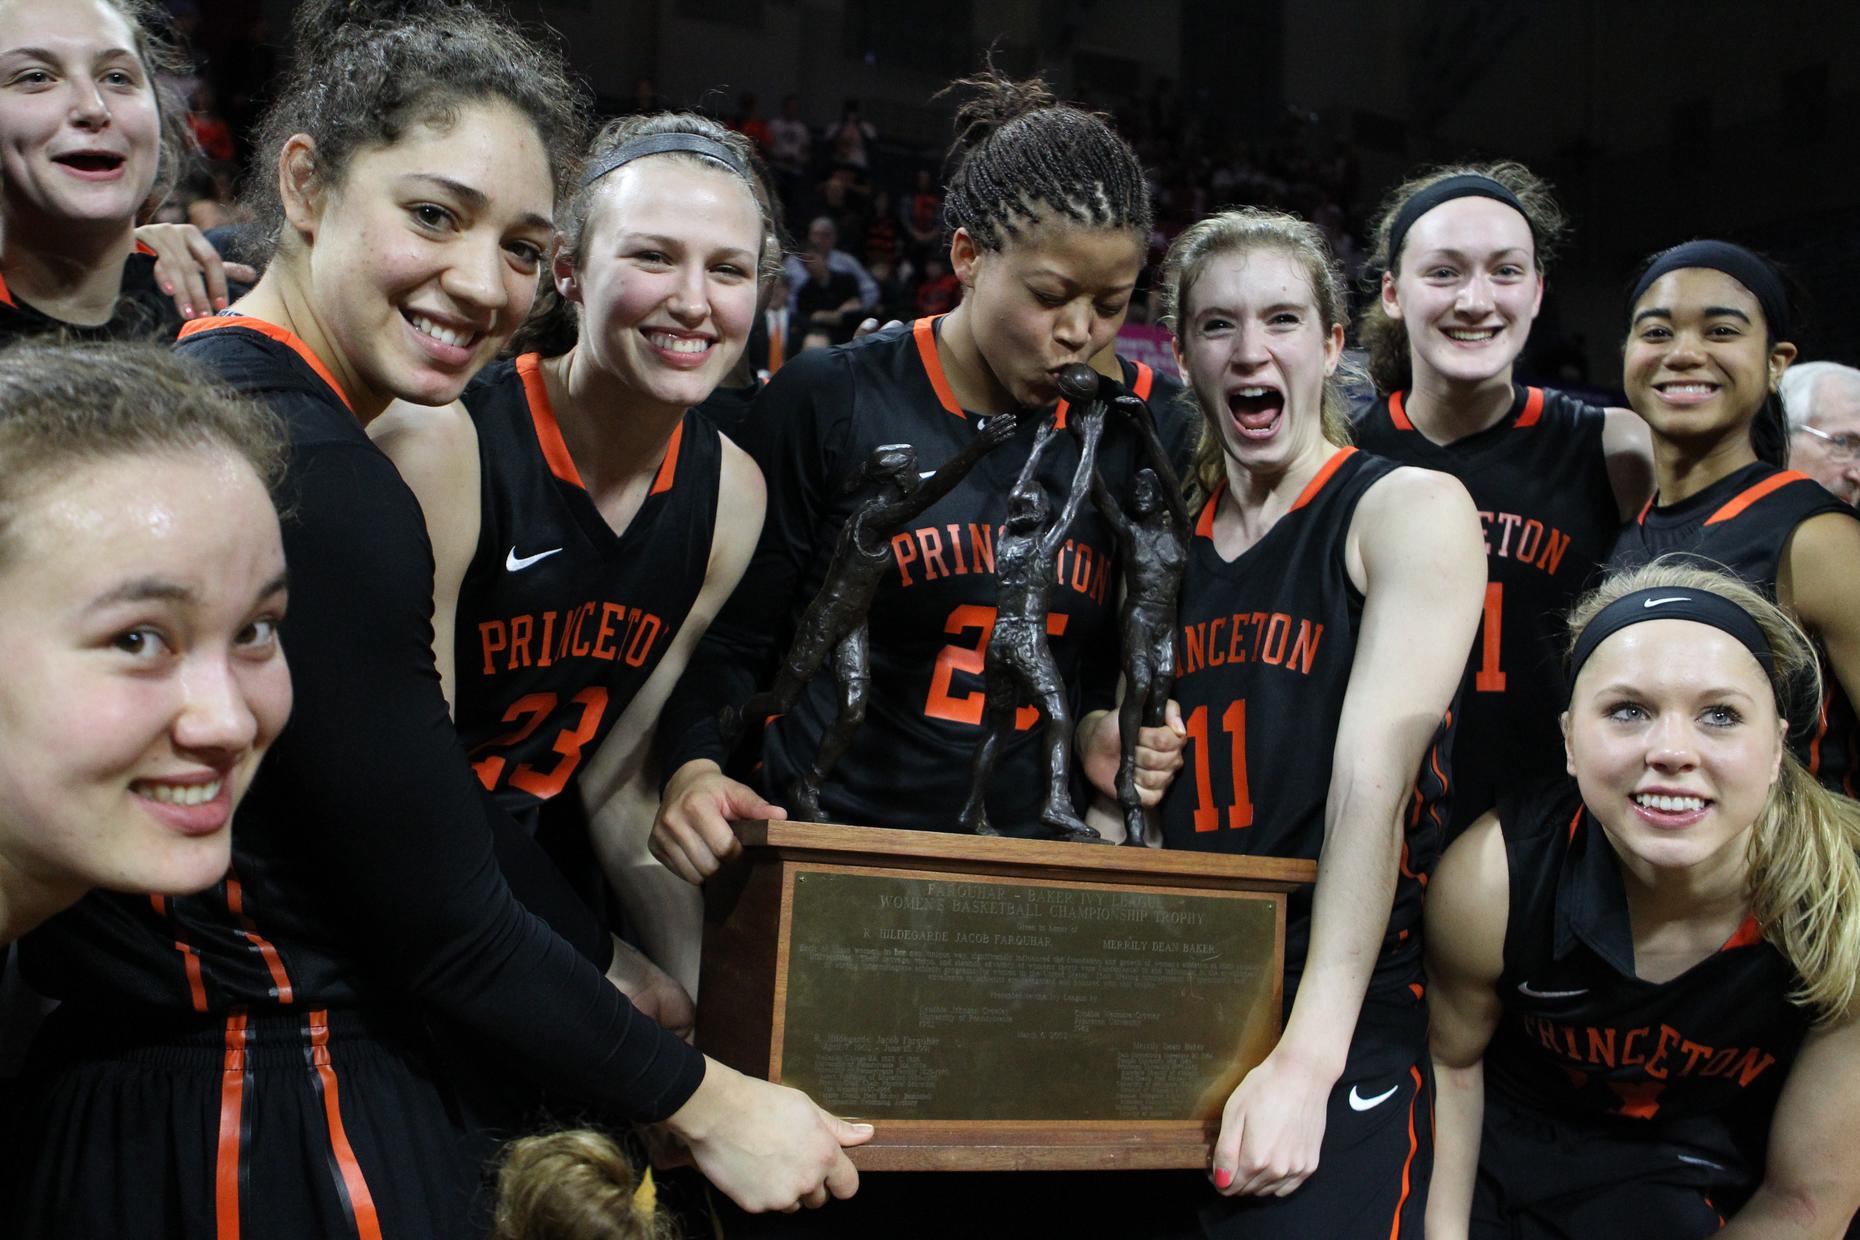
top-left (776, 869), bottom-right (1280, 1121)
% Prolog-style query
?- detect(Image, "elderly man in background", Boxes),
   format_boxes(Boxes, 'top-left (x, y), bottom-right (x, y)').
top-left (1782, 360), bottom-right (1860, 506)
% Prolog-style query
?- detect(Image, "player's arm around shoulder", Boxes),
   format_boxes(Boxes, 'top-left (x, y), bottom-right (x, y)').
top-left (1423, 812), bottom-right (1510, 1240)
top-left (1778, 510), bottom-right (1860, 712)
top-left (1601, 405), bottom-right (1654, 520)
top-left (1718, 1009), bottom-right (1860, 1238)
top-left (367, 398), bottom-right (483, 714)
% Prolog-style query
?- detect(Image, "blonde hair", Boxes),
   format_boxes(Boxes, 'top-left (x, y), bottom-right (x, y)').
top-left (1359, 160), bottom-right (1568, 396)
top-left (1157, 208), bottom-right (1356, 504)
top-left (1567, 558), bottom-right (1860, 1024)
top-left (490, 1129), bottom-right (671, 1240)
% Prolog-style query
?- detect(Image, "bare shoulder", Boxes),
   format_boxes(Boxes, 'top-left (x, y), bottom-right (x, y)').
top-left (1353, 463), bottom-right (1482, 567)
top-left (368, 398), bottom-right (480, 502)
top-left (1427, 812), bottom-right (1510, 979)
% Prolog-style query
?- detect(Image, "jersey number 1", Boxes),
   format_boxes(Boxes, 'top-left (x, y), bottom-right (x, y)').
top-left (1475, 582), bottom-right (1506, 693)
top-left (1186, 699), bottom-right (1253, 831)
top-left (471, 687), bottom-right (610, 800)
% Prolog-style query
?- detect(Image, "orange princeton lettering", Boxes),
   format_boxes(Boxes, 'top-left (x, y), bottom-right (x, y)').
top-left (891, 533), bottom-right (919, 586)
top-left (920, 527), bottom-right (949, 580)
top-left (479, 620), bottom-right (507, 676)
top-left (509, 614), bottom-right (534, 669)
top-left (625, 613), bottom-right (662, 667)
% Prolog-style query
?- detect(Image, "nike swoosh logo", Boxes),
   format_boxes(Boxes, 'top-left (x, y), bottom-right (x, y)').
top-left (1517, 980), bottom-right (1590, 1000)
top-left (1676, 1153), bottom-right (1725, 1171)
top-left (1347, 1083), bottom-right (1399, 1112)
top-left (1642, 596), bottom-right (1690, 608)
top-left (506, 546), bottom-right (564, 572)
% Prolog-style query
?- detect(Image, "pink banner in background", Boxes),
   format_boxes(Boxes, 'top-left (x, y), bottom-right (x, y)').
top-left (1114, 323), bottom-right (1180, 382)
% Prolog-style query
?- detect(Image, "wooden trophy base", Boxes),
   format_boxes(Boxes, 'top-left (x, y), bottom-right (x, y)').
top-left (696, 820), bottom-right (1315, 1171)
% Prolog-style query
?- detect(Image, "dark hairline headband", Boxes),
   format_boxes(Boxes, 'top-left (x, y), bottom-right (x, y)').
top-left (1387, 174), bottom-right (1531, 270)
top-left (580, 132), bottom-right (751, 190)
top-left (1568, 586), bottom-right (1775, 698)
top-left (1627, 239), bottom-right (1790, 339)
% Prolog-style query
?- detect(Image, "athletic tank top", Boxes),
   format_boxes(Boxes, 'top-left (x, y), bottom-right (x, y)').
top-left (456, 354), bottom-right (722, 821)
top-left (1356, 385), bottom-right (1620, 837)
top-left (1157, 448), bottom-right (1454, 996)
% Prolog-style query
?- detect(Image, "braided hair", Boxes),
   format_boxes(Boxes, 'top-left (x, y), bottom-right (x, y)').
top-left (938, 70), bottom-right (1149, 251)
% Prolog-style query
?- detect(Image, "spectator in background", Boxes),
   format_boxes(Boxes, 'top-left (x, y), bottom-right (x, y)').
top-left (863, 187), bottom-right (901, 271)
top-left (186, 82), bottom-right (235, 164)
top-left (766, 92), bottom-right (812, 208)
top-left (914, 252), bottom-right (959, 317)
top-left (1781, 360), bottom-right (1860, 506)
top-left (823, 98), bottom-right (875, 170)
top-left (731, 91), bottom-right (771, 154)
top-left (902, 166), bottom-right (943, 265)
top-left (783, 216), bottom-right (877, 319)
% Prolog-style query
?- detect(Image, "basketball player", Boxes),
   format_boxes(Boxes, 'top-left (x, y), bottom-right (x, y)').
top-left (7, 5), bottom-right (865, 1236)
top-left (650, 71), bottom-right (1187, 880)
top-left (1353, 162), bottom-right (1653, 838)
top-left (1151, 208), bottom-right (1484, 1238)
top-left (1607, 241), bottom-right (1860, 798)
top-left (1427, 561), bottom-right (1860, 1238)
top-left (0, 341), bottom-right (289, 943)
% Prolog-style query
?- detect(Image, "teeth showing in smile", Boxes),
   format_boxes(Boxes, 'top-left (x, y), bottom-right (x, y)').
top-left (1634, 792), bottom-right (1706, 813)
top-left (649, 332), bottom-right (709, 354)
top-left (1235, 386), bottom-right (1271, 398)
top-left (136, 780), bottom-right (222, 806)
top-left (408, 313), bottom-right (474, 349)
top-left (1657, 383), bottom-right (1717, 394)
top-left (1445, 328), bottom-right (1498, 341)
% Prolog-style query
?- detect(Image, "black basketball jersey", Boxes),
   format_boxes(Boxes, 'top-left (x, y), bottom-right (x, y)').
top-left (1355, 386), bottom-right (1620, 837)
top-left (0, 246), bottom-right (183, 344)
top-left (1608, 462), bottom-right (1859, 796)
top-left (696, 317), bottom-right (1193, 834)
top-left (456, 355), bottom-right (721, 821)
top-left (1156, 447), bottom-right (1454, 996)
top-left (1486, 778), bottom-right (1811, 1191)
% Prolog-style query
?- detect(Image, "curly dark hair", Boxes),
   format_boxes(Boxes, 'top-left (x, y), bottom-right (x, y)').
top-left (241, 0), bottom-right (589, 259)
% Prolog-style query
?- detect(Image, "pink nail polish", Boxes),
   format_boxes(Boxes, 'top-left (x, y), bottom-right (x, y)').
top-left (1213, 1168), bottom-right (1232, 1189)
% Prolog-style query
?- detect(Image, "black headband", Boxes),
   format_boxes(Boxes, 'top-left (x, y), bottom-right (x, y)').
top-left (579, 133), bottom-right (751, 190)
top-left (1628, 240), bottom-right (1790, 339)
top-left (1387, 174), bottom-right (1531, 268)
top-left (1568, 586), bottom-right (1774, 696)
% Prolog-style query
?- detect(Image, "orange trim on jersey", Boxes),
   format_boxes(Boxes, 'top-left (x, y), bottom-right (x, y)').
top-left (225, 874), bottom-right (294, 1005)
top-left (1388, 391), bottom-right (1414, 431)
top-left (134, 240), bottom-right (158, 258)
top-left (1288, 447), bottom-right (1358, 512)
top-left (911, 316), bottom-right (964, 418)
top-left (150, 894), bottom-right (211, 1011)
top-left (178, 316), bottom-right (355, 414)
top-left (0, 269), bottom-right (13, 308)
top-left (1808, 689), bottom-right (1833, 777)
top-left (648, 420), bottom-right (685, 496)
top-left (1635, 495), bottom-right (1655, 525)
top-left (215, 1012), bottom-right (249, 1240)
top-left (1721, 916), bottom-right (1763, 951)
top-left (1195, 481), bottom-right (1224, 540)
top-left (1386, 1064), bottom-right (1425, 1239)
top-left (1567, 806), bottom-right (1584, 843)
top-left (1132, 361), bottom-right (1155, 401)
top-left (1514, 387), bottom-right (1546, 428)
top-left (307, 1010), bottom-right (384, 1240)
top-left (515, 352), bottom-right (585, 489)
top-left (1409, 981), bottom-right (1425, 1001)
top-left (1704, 470), bottom-right (1811, 526)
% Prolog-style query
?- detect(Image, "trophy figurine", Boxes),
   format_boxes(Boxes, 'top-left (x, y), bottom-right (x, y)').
top-left (957, 364), bottom-right (1108, 840)
top-left (723, 413), bottom-right (1018, 822)
top-left (1088, 388), bottom-right (1189, 846)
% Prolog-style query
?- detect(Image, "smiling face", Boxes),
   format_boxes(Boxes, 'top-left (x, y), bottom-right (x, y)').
top-left (1625, 267), bottom-right (1796, 453)
top-left (0, 0), bottom-right (160, 234)
top-left (952, 219), bottom-right (1144, 410)
top-left (0, 450), bottom-right (291, 905)
top-left (1382, 195), bottom-right (1542, 389)
top-left (1564, 619), bottom-right (1783, 880)
top-left (561, 157), bottom-right (762, 412)
top-left (289, 100), bottom-right (556, 417)
top-left (1175, 246), bottom-right (1344, 481)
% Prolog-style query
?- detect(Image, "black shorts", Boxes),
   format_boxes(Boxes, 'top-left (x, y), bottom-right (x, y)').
top-left (1470, 1089), bottom-right (1750, 1240)
top-left (1193, 983), bottom-right (1433, 1240)
top-left (3, 1004), bottom-right (479, 1240)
